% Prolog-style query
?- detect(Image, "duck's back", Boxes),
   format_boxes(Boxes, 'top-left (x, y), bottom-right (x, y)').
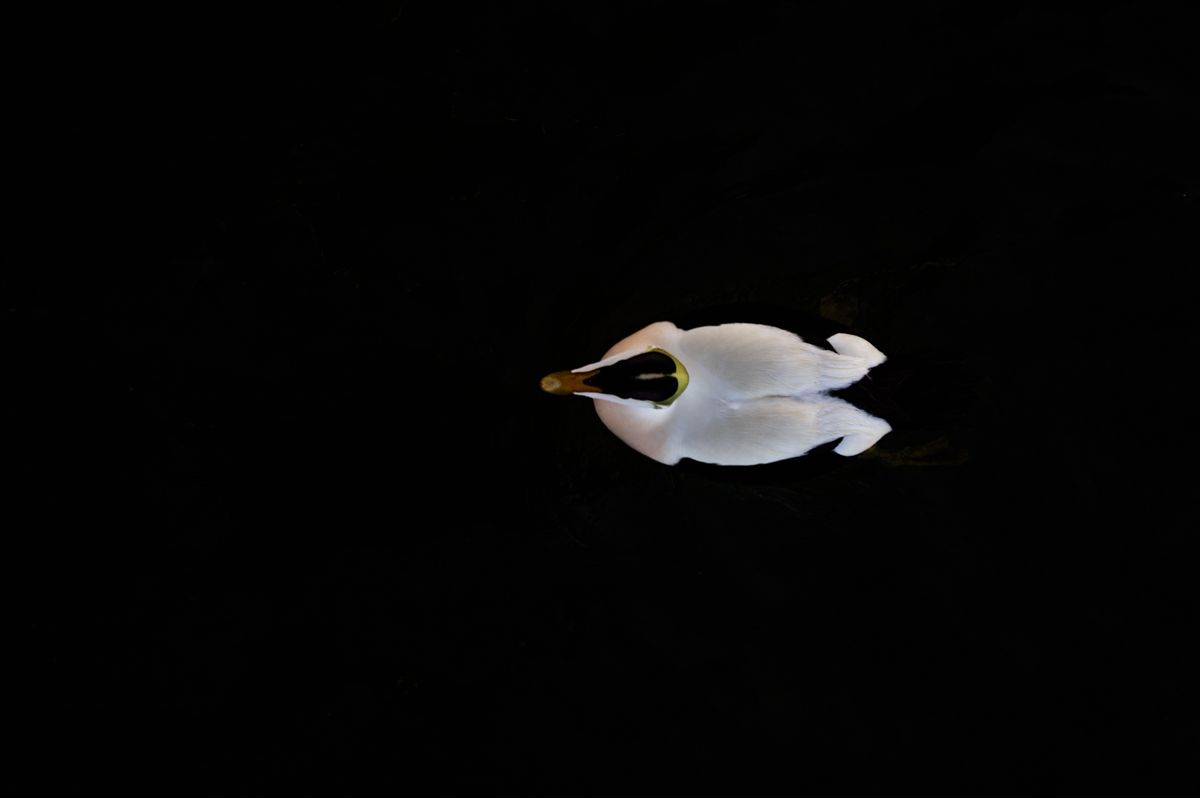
top-left (678, 323), bottom-right (884, 400)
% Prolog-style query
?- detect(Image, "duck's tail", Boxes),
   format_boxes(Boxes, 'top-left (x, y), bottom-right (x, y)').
top-left (826, 333), bottom-right (887, 368)
top-left (811, 333), bottom-right (887, 393)
top-left (817, 397), bottom-right (893, 456)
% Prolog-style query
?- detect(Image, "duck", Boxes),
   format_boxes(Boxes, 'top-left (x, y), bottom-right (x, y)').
top-left (540, 321), bottom-right (891, 466)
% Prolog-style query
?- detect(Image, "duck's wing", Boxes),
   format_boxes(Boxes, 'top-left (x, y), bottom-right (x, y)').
top-left (678, 324), bottom-right (885, 400)
top-left (670, 392), bottom-right (892, 466)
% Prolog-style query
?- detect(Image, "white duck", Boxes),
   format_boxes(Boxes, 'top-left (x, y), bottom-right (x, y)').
top-left (540, 321), bottom-right (891, 465)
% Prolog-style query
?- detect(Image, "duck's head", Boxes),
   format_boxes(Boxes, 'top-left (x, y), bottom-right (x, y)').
top-left (540, 347), bottom-right (689, 408)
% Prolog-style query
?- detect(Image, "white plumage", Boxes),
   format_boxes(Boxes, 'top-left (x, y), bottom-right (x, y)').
top-left (543, 321), bottom-right (891, 466)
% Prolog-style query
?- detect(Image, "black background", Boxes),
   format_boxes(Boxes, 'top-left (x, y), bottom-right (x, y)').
top-left (44, 2), bottom-right (1197, 794)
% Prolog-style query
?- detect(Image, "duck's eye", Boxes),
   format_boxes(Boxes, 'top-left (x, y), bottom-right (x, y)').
top-left (581, 350), bottom-right (688, 405)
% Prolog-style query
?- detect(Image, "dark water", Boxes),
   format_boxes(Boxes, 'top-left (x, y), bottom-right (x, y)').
top-left (44, 3), bottom-right (1197, 794)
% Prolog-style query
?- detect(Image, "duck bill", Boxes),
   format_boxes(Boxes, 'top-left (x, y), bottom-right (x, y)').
top-left (540, 369), bottom-right (599, 396)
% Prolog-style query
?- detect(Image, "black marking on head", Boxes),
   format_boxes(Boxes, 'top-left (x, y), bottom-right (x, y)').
top-left (582, 351), bottom-right (680, 403)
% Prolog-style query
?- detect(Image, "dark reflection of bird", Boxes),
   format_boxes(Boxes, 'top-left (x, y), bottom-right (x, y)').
top-left (541, 320), bottom-right (891, 466)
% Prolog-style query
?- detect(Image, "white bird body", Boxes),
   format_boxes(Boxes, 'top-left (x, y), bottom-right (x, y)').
top-left (544, 321), bottom-right (892, 466)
